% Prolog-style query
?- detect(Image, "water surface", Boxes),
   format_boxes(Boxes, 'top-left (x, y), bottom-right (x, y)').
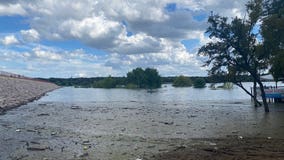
top-left (1, 82), bottom-right (284, 160)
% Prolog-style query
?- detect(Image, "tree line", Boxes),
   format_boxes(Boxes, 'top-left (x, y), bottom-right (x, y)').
top-left (41, 69), bottom-right (255, 89)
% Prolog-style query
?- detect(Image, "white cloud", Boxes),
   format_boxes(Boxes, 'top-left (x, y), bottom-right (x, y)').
top-left (1, 35), bottom-right (19, 46)
top-left (0, 3), bottom-right (26, 16)
top-left (0, 46), bottom-right (107, 78)
top-left (0, 0), bottom-right (250, 77)
top-left (59, 16), bottom-right (123, 49)
top-left (113, 32), bottom-right (163, 54)
top-left (32, 47), bottom-right (62, 61)
top-left (5, 0), bottom-right (249, 54)
top-left (20, 29), bottom-right (40, 42)
top-left (178, 0), bottom-right (247, 18)
top-left (105, 39), bottom-right (205, 76)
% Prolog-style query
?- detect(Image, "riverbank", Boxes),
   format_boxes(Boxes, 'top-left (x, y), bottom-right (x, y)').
top-left (0, 76), bottom-right (59, 114)
top-left (152, 137), bottom-right (284, 160)
top-left (1, 86), bottom-right (284, 159)
top-left (1, 86), bottom-right (284, 160)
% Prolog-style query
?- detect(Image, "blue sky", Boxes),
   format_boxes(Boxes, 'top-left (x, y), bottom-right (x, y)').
top-left (0, 0), bottom-right (249, 78)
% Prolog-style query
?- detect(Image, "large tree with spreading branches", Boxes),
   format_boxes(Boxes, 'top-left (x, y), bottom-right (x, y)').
top-left (198, 0), bottom-right (270, 112)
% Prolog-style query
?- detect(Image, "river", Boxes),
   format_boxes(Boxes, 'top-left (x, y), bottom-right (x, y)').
top-left (0, 82), bottom-right (284, 160)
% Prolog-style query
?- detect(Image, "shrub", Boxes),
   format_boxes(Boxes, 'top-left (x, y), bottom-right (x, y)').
top-left (94, 76), bottom-right (117, 88)
top-left (193, 78), bottom-right (206, 88)
top-left (126, 67), bottom-right (161, 89)
top-left (172, 75), bottom-right (192, 87)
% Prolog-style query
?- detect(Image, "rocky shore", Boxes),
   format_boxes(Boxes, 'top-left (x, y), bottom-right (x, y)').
top-left (0, 76), bottom-right (59, 113)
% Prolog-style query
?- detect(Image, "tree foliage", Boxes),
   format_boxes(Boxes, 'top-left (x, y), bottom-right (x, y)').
top-left (193, 78), bottom-right (206, 88)
top-left (126, 67), bottom-right (161, 89)
top-left (94, 76), bottom-right (117, 88)
top-left (198, 0), bottom-right (270, 112)
top-left (172, 75), bottom-right (192, 87)
top-left (262, 0), bottom-right (284, 81)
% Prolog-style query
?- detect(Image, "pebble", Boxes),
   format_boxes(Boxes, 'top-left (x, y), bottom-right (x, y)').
top-left (82, 139), bottom-right (90, 144)
top-left (27, 145), bottom-right (48, 151)
top-left (232, 130), bottom-right (239, 134)
top-left (71, 106), bottom-right (81, 110)
top-left (147, 145), bottom-right (156, 148)
top-left (209, 142), bottom-right (217, 146)
top-left (79, 152), bottom-right (89, 158)
top-left (37, 113), bottom-right (50, 116)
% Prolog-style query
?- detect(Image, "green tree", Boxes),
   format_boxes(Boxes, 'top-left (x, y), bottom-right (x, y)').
top-left (198, 0), bottom-right (270, 112)
top-left (127, 68), bottom-right (145, 88)
top-left (94, 76), bottom-right (117, 88)
top-left (193, 78), bottom-right (206, 88)
top-left (126, 67), bottom-right (161, 89)
top-left (144, 68), bottom-right (161, 89)
top-left (262, 0), bottom-right (284, 82)
top-left (173, 75), bottom-right (192, 87)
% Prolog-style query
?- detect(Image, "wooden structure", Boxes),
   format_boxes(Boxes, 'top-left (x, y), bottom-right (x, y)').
top-left (253, 86), bottom-right (284, 103)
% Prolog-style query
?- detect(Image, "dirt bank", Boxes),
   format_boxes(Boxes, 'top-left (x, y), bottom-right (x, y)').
top-left (151, 137), bottom-right (284, 160)
top-left (0, 76), bottom-right (59, 113)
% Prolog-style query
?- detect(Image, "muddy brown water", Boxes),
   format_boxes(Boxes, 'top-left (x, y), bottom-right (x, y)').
top-left (0, 83), bottom-right (284, 160)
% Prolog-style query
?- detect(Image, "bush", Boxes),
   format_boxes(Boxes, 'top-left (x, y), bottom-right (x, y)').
top-left (126, 67), bottom-right (161, 89)
top-left (94, 76), bottom-right (117, 88)
top-left (172, 75), bottom-right (192, 87)
top-left (125, 83), bottom-right (138, 89)
top-left (193, 78), bottom-right (206, 88)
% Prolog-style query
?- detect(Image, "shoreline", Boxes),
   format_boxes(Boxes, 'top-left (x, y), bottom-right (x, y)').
top-left (150, 137), bottom-right (284, 160)
top-left (0, 76), bottom-right (60, 114)
top-left (0, 88), bottom-right (59, 114)
top-left (0, 83), bottom-right (284, 159)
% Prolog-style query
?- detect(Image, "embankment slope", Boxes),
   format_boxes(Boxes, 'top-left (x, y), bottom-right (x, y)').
top-left (0, 76), bottom-right (59, 113)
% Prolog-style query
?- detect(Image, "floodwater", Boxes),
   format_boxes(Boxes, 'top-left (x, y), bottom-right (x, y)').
top-left (1, 83), bottom-right (284, 160)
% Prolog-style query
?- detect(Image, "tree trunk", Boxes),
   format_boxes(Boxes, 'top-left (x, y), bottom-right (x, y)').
top-left (253, 80), bottom-right (258, 107)
top-left (257, 80), bottom-right (269, 112)
top-left (235, 82), bottom-right (262, 106)
top-left (250, 71), bottom-right (269, 112)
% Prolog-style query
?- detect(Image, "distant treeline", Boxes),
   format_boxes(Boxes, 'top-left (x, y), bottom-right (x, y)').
top-left (40, 73), bottom-right (254, 88)
top-left (163, 75), bottom-right (254, 84)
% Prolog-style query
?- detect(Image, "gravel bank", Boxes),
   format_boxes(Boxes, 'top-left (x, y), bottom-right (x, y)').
top-left (0, 76), bottom-right (59, 113)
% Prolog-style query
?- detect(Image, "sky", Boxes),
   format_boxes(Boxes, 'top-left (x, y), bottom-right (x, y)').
top-left (0, 0), bottom-right (249, 78)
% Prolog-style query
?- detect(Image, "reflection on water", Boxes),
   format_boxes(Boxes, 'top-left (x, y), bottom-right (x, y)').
top-left (40, 83), bottom-right (262, 103)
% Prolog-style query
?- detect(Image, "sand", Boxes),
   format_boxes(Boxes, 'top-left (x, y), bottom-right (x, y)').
top-left (0, 76), bottom-right (59, 113)
top-left (152, 138), bottom-right (284, 160)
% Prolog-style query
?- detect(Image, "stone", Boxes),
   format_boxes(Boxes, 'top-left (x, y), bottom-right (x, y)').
top-left (71, 105), bottom-right (81, 109)
top-left (79, 152), bottom-right (89, 158)
top-left (37, 113), bottom-right (50, 116)
top-left (27, 145), bottom-right (48, 151)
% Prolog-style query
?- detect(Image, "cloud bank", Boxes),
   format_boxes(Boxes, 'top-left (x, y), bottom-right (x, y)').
top-left (0, 0), bottom-right (249, 77)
